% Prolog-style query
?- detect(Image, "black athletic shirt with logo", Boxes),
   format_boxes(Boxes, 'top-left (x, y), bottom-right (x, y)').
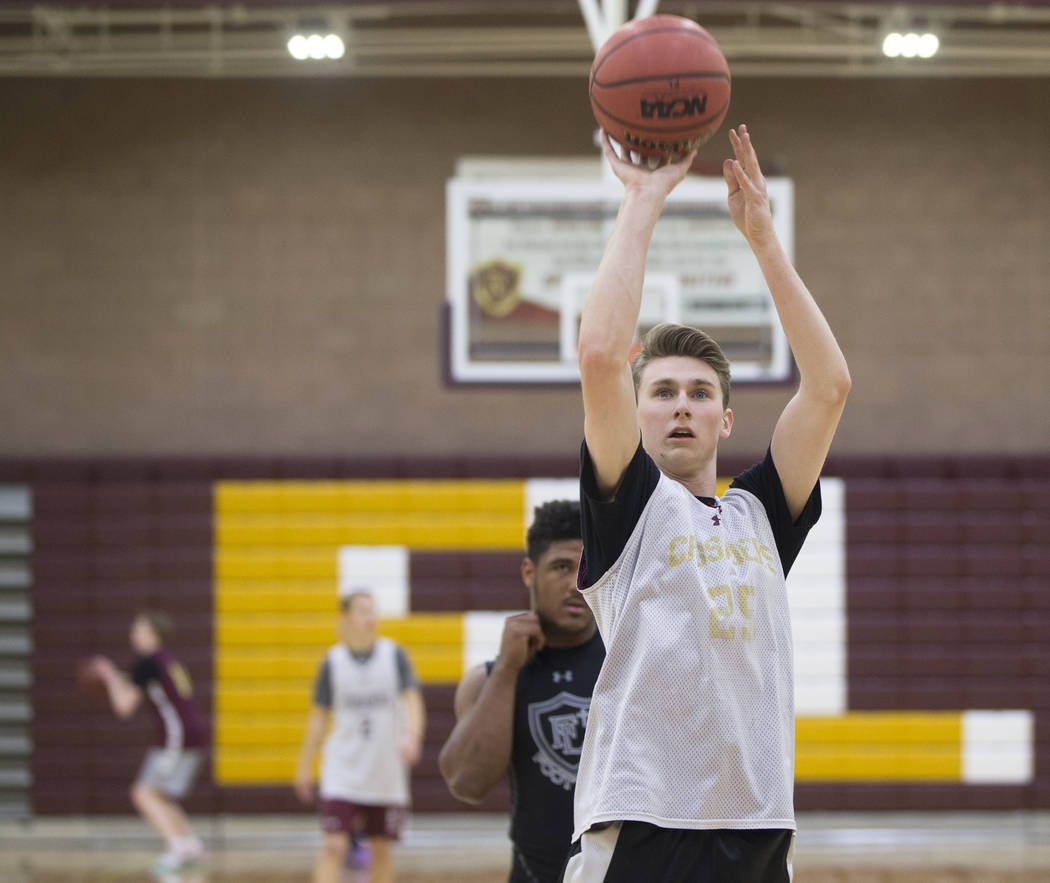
top-left (486, 630), bottom-right (606, 883)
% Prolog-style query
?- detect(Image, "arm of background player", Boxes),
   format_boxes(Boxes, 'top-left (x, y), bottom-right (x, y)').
top-left (723, 125), bottom-right (851, 518)
top-left (294, 705), bottom-right (330, 804)
top-left (399, 687), bottom-right (426, 766)
top-left (437, 663), bottom-right (517, 804)
top-left (578, 136), bottom-right (697, 499)
top-left (94, 656), bottom-right (143, 719)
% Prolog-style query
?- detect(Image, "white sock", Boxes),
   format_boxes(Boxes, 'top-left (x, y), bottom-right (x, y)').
top-left (174, 836), bottom-right (203, 857)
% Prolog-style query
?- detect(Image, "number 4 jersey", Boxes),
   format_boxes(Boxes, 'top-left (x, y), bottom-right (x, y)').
top-left (574, 440), bottom-right (821, 841)
top-left (314, 638), bottom-right (417, 806)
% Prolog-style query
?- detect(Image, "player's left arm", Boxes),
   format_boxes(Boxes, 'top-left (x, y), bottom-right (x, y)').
top-left (399, 687), bottom-right (426, 766)
top-left (396, 645), bottom-right (425, 766)
top-left (94, 656), bottom-right (143, 719)
top-left (723, 124), bottom-right (851, 518)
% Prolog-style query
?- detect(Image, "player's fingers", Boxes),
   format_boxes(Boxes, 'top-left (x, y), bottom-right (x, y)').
top-left (603, 130), bottom-right (632, 167)
top-left (519, 618), bottom-right (545, 638)
top-left (722, 158), bottom-right (739, 191)
top-left (736, 125), bottom-right (763, 181)
top-left (731, 159), bottom-right (762, 199)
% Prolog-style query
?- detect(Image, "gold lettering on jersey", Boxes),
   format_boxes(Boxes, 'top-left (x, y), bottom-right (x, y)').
top-left (707, 583), bottom-right (757, 643)
top-left (706, 584), bottom-right (735, 640)
top-left (737, 585), bottom-right (756, 641)
top-left (669, 536), bottom-right (689, 566)
top-left (668, 535), bottom-right (778, 576)
top-left (704, 537), bottom-right (724, 562)
top-left (759, 544), bottom-right (777, 574)
top-left (168, 661), bottom-right (194, 698)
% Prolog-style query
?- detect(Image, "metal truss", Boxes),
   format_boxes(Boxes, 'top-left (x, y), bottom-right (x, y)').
top-left (0, 2), bottom-right (1048, 78)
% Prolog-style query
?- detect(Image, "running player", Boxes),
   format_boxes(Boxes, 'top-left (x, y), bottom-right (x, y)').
top-left (91, 610), bottom-right (207, 875)
top-left (564, 126), bottom-right (850, 881)
top-left (439, 500), bottom-right (603, 883)
top-left (295, 590), bottom-right (426, 883)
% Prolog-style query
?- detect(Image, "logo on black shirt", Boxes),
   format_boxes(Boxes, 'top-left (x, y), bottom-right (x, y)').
top-left (527, 691), bottom-right (590, 790)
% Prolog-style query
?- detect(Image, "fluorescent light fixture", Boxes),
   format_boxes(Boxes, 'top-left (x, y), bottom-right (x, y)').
top-left (306, 34), bottom-right (326, 59)
top-left (882, 32), bottom-right (903, 57)
top-left (918, 33), bottom-right (940, 58)
top-left (882, 31), bottom-right (939, 59)
top-left (287, 34), bottom-right (309, 60)
top-left (287, 30), bottom-right (346, 61)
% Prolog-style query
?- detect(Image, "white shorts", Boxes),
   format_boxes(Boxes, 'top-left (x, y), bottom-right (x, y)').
top-left (135, 748), bottom-right (202, 799)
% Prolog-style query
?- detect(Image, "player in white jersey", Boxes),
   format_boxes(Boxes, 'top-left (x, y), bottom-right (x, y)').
top-left (563, 125), bottom-right (850, 882)
top-left (295, 591), bottom-right (426, 883)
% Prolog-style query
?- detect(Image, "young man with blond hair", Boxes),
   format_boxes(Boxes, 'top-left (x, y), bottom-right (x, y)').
top-left (296, 591), bottom-right (425, 883)
top-left (565, 125), bottom-right (850, 881)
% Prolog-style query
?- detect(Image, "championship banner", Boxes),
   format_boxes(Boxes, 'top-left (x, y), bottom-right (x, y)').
top-left (446, 168), bottom-right (793, 384)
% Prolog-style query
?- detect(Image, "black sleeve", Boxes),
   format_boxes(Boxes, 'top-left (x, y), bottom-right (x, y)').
top-left (395, 646), bottom-right (419, 691)
top-left (578, 437), bottom-right (662, 588)
top-left (730, 446), bottom-right (822, 576)
top-left (312, 658), bottom-right (333, 708)
top-left (131, 656), bottom-right (160, 688)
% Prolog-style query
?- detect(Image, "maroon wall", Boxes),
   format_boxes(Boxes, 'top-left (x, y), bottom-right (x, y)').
top-left (5, 453), bottom-right (1047, 814)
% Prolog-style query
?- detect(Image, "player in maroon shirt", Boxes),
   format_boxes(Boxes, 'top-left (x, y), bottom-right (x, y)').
top-left (92, 610), bottom-right (208, 875)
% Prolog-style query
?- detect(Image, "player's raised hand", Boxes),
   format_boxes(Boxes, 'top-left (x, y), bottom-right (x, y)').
top-left (493, 612), bottom-right (545, 673)
top-left (723, 124), bottom-right (775, 247)
top-left (601, 131), bottom-right (697, 200)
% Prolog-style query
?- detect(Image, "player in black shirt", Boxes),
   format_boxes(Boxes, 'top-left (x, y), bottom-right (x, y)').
top-left (91, 610), bottom-right (207, 875)
top-left (439, 500), bottom-right (605, 883)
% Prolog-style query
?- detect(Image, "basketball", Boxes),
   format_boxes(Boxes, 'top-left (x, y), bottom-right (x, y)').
top-left (589, 14), bottom-right (731, 161)
top-left (75, 656), bottom-right (107, 700)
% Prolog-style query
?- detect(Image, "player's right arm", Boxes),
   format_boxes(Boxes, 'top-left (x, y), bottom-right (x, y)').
top-left (294, 704), bottom-right (330, 804)
top-left (578, 137), bottom-right (696, 499)
top-left (438, 612), bottom-right (544, 804)
top-left (94, 656), bottom-right (143, 719)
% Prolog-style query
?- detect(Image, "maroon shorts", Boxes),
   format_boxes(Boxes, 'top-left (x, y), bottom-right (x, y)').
top-left (319, 799), bottom-right (406, 840)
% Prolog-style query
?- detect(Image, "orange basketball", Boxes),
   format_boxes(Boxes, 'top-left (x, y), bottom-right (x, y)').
top-left (75, 656), bottom-right (107, 700)
top-left (589, 15), bottom-right (731, 161)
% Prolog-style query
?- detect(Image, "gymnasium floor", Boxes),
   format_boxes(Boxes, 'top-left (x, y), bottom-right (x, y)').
top-left (2, 812), bottom-right (1048, 883)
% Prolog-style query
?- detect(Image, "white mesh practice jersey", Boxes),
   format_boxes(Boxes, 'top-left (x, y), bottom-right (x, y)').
top-left (320, 637), bottom-right (410, 806)
top-left (573, 473), bottom-right (797, 840)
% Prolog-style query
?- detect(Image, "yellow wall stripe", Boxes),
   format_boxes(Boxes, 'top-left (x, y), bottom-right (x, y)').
top-left (796, 712), bottom-right (963, 781)
top-left (213, 476), bottom-right (1016, 790)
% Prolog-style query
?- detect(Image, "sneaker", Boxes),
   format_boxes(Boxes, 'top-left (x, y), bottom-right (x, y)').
top-left (151, 851), bottom-right (184, 875)
top-left (151, 849), bottom-right (203, 876)
top-left (346, 839), bottom-right (371, 870)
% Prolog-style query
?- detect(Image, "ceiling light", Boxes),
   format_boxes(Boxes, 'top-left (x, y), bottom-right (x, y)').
top-left (287, 31), bottom-right (346, 61)
top-left (287, 34), bottom-right (309, 61)
top-left (882, 31), bottom-right (939, 60)
top-left (882, 33), bottom-right (903, 58)
top-left (918, 33), bottom-right (940, 58)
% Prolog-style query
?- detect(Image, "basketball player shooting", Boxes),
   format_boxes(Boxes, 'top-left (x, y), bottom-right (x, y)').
top-left (563, 125), bottom-right (851, 882)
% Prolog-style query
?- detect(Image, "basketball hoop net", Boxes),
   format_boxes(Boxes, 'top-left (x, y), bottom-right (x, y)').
top-left (577, 0), bottom-right (661, 52)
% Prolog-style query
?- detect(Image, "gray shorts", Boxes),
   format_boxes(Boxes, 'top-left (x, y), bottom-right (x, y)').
top-left (135, 748), bottom-right (202, 799)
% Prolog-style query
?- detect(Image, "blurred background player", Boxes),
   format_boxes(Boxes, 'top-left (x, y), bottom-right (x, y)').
top-left (295, 590), bottom-right (426, 883)
top-left (439, 500), bottom-right (604, 882)
top-left (564, 125), bottom-right (850, 880)
top-left (91, 610), bottom-right (207, 875)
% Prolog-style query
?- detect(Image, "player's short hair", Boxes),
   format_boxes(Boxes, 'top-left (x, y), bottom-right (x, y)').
top-left (137, 609), bottom-right (173, 645)
top-left (339, 590), bottom-right (373, 614)
top-left (631, 322), bottom-right (731, 407)
top-left (526, 500), bottom-right (582, 563)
